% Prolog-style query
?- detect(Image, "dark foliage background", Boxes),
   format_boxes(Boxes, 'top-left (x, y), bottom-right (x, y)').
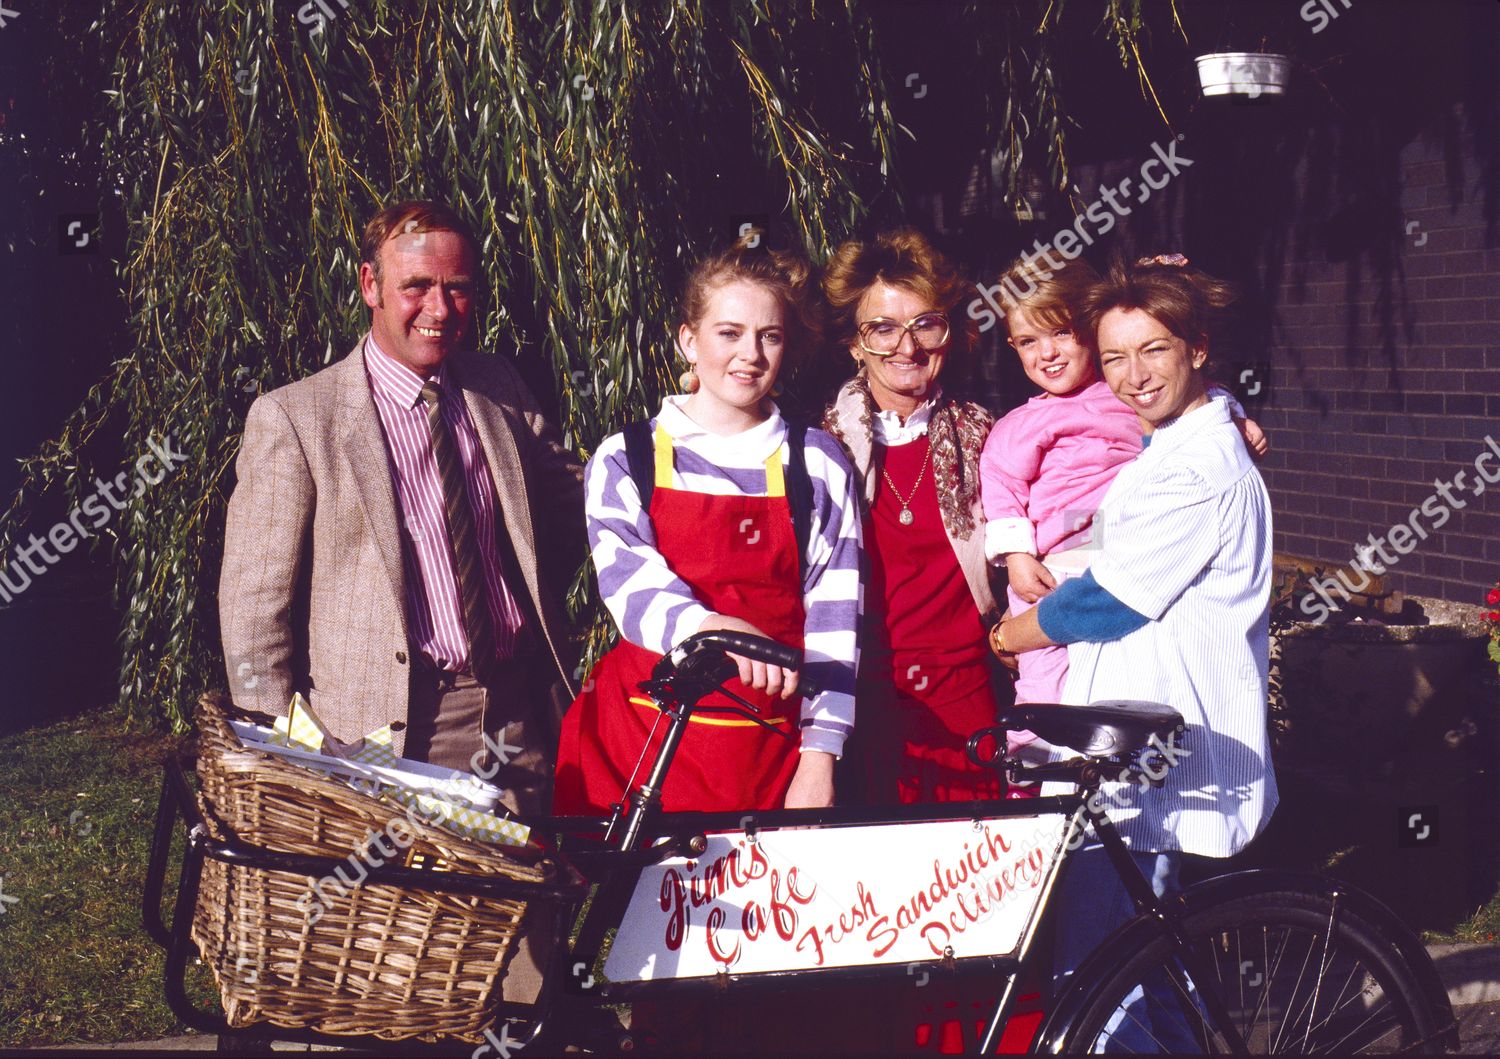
top-left (0, 0), bottom-right (1176, 730)
top-left (2, 0), bottom-right (1494, 732)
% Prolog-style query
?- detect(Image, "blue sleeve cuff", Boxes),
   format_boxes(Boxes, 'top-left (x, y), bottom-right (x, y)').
top-left (1035, 569), bottom-right (1150, 645)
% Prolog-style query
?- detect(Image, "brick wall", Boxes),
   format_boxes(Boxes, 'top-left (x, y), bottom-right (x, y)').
top-left (968, 131), bottom-right (1499, 609)
top-left (1255, 136), bottom-right (1500, 605)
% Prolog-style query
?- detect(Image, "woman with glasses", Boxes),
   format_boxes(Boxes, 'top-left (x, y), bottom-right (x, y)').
top-left (818, 230), bottom-right (1045, 1056)
top-left (821, 228), bottom-right (1008, 807)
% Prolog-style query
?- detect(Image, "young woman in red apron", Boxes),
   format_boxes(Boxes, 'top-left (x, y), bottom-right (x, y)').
top-left (554, 425), bottom-right (806, 815)
top-left (552, 235), bottom-right (861, 1057)
top-left (554, 232), bottom-right (858, 825)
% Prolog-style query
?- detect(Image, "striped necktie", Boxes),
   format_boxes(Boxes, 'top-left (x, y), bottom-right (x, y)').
top-left (419, 380), bottom-right (496, 682)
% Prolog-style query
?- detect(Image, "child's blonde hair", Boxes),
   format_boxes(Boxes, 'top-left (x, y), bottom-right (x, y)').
top-left (994, 257), bottom-right (1103, 336)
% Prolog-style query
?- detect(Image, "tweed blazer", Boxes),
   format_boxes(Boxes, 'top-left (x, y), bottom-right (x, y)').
top-left (219, 336), bottom-right (585, 753)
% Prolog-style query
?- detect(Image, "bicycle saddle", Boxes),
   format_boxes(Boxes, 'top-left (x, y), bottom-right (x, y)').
top-left (998, 700), bottom-right (1184, 757)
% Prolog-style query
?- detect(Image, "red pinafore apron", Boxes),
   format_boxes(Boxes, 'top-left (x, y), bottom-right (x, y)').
top-left (554, 426), bottom-right (805, 816)
top-left (861, 436), bottom-right (1043, 1055)
top-left (859, 436), bottom-right (1002, 805)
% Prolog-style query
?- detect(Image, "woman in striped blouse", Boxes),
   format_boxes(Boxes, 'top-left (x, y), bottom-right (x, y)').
top-left (553, 235), bottom-right (862, 815)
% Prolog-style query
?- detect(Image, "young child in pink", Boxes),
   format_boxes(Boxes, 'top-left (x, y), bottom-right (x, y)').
top-left (981, 258), bottom-right (1264, 738)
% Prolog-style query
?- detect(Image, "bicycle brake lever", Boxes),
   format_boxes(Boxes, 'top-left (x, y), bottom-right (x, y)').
top-left (696, 688), bottom-right (796, 740)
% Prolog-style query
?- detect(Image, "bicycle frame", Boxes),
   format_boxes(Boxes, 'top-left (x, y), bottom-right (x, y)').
top-left (530, 642), bottom-right (1207, 1056)
top-left (149, 632), bottom-right (1381, 1057)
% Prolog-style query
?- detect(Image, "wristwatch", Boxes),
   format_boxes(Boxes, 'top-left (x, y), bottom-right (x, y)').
top-left (989, 620), bottom-right (1010, 656)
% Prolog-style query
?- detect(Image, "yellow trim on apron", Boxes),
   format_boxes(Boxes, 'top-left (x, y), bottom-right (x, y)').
top-left (762, 447), bottom-right (785, 498)
top-left (628, 696), bottom-right (789, 728)
top-left (653, 424), bottom-right (675, 488)
top-left (651, 424), bottom-right (786, 497)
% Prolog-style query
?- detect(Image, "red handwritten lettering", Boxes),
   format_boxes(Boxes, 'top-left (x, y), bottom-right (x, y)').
top-left (868, 914), bottom-right (898, 956)
top-left (796, 882), bottom-right (877, 967)
top-left (691, 855), bottom-right (731, 907)
top-left (984, 826), bottom-right (1013, 863)
top-left (745, 840), bottom-right (770, 881)
top-left (660, 869), bottom-right (687, 951)
top-left (796, 926), bottom-right (825, 965)
top-left (742, 901), bottom-right (766, 941)
top-left (705, 906), bottom-right (739, 965)
top-left (921, 920), bottom-right (951, 954)
top-left (659, 838), bottom-right (775, 955)
top-left (767, 867), bottom-right (817, 941)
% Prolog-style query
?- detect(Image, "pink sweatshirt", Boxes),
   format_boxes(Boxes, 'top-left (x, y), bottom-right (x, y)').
top-left (981, 380), bottom-right (1244, 561)
top-left (981, 380), bottom-right (1139, 560)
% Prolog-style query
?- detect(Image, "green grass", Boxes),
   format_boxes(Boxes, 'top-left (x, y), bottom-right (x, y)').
top-left (0, 706), bottom-right (208, 1048)
top-left (1436, 881), bottom-right (1500, 946)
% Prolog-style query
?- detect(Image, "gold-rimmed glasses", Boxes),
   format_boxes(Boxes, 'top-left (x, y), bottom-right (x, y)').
top-left (856, 312), bottom-right (951, 356)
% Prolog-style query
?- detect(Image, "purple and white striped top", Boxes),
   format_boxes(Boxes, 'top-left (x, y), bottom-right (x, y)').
top-left (365, 336), bottom-right (525, 671)
top-left (586, 397), bottom-right (862, 756)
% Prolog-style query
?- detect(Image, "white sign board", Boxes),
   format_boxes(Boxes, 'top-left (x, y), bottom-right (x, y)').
top-left (603, 814), bottom-right (1070, 982)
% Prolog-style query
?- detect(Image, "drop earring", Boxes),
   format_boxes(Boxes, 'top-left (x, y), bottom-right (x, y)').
top-left (679, 366), bottom-right (700, 393)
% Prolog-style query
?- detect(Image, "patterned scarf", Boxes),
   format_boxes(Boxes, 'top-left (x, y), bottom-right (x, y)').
top-left (823, 371), bottom-right (993, 541)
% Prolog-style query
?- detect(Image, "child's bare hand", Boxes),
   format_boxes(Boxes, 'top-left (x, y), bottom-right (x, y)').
top-left (1005, 553), bottom-right (1057, 604)
top-left (1236, 416), bottom-right (1270, 459)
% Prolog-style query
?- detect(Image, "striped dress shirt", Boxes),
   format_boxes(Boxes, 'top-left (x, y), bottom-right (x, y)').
top-left (365, 336), bottom-right (525, 671)
top-left (586, 397), bottom-right (863, 756)
top-left (1060, 397), bottom-right (1277, 858)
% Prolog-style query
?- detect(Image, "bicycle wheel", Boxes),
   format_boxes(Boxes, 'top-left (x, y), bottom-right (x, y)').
top-left (1060, 889), bottom-right (1449, 1054)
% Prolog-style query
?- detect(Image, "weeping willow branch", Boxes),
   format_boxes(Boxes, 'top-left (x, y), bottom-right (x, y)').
top-left (3, 0), bottom-right (1165, 729)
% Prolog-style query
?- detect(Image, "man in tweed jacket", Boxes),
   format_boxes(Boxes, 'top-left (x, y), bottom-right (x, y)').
top-left (219, 200), bottom-right (584, 817)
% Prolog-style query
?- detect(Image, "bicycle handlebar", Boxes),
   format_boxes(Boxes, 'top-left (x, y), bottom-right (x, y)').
top-left (667, 630), bottom-right (804, 671)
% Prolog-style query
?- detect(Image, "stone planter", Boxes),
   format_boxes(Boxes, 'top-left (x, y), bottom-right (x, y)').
top-left (1269, 596), bottom-right (1493, 796)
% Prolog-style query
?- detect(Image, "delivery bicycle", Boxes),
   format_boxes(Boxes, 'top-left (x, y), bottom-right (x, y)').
top-left (144, 630), bottom-right (1459, 1054)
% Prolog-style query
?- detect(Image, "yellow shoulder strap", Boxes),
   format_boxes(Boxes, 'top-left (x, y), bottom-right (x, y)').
top-left (763, 448), bottom-right (785, 498)
top-left (653, 424), bottom-right (674, 488)
top-left (654, 424), bottom-right (786, 497)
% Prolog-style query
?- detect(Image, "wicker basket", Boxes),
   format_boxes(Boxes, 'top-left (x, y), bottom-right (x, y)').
top-left (189, 693), bottom-right (559, 1042)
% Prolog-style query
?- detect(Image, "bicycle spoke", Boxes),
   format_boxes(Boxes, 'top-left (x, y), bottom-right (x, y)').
top-left (1166, 959), bottom-right (1214, 1053)
top-left (1238, 924), bottom-right (1282, 1048)
top-left (1095, 994), bottom-right (1180, 1055)
top-left (1065, 890), bottom-right (1438, 1055)
top-left (1232, 928), bottom-right (1246, 1045)
top-left (1234, 924), bottom-right (1289, 1048)
top-left (1304, 966), bottom-right (1409, 1055)
top-left (1261, 926), bottom-right (1278, 1049)
top-left (1303, 959), bottom-right (1377, 1049)
top-left (1269, 928), bottom-right (1320, 1052)
top-left (1313, 1004), bottom-right (1405, 1054)
top-left (1297, 905), bottom-right (1341, 1052)
top-left (1255, 925), bottom-right (1406, 1054)
top-left (1199, 923), bottom-right (1409, 1054)
top-left (1266, 930), bottom-right (1326, 1044)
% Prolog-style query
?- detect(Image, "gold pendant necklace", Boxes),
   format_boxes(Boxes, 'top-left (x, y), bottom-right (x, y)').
top-left (881, 442), bottom-right (931, 526)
